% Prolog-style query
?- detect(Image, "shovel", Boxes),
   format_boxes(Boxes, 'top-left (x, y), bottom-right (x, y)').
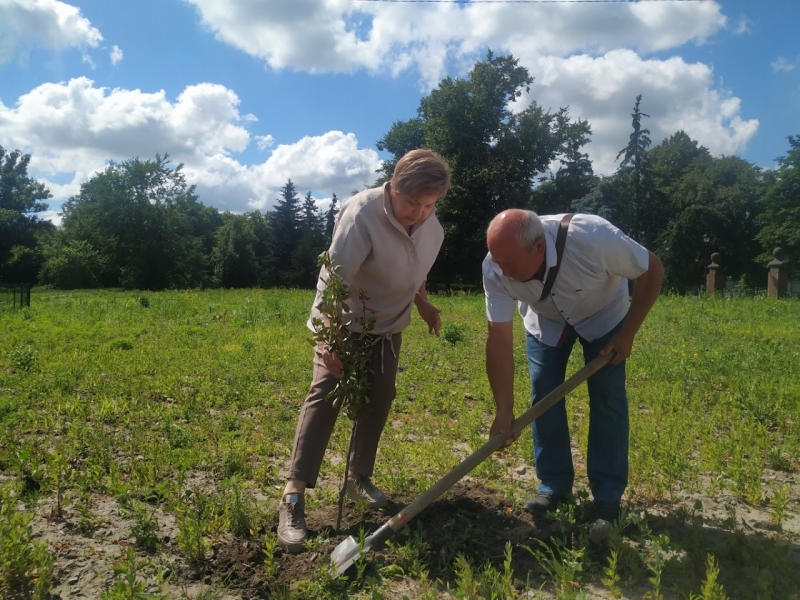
top-left (330, 351), bottom-right (615, 575)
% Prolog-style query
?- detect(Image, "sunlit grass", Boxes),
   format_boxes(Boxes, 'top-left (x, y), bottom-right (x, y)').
top-left (1, 289), bottom-right (798, 598)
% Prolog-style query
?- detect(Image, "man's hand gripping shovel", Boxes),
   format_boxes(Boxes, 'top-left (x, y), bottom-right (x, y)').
top-left (330, 351), bottom-right (616, 575)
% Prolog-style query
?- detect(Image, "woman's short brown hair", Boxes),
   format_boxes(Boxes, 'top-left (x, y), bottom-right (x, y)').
top-left (391, 149), bottom-right (451, 199)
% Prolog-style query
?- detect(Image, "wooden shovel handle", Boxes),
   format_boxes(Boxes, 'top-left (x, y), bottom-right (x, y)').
top-left (366, 351), bottom-right (615, 547)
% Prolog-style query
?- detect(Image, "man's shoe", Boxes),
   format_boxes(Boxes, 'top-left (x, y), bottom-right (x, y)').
top-left (589, 500), bottom-right (621, 544)
top-left (523, 492), bottom-right (569, 516)
top-left (346, 475), bottom-right (388, 509)
top-left (589, 518), bottom-right (614, 544)
top-left (277, 493), bottom-right (307, 553)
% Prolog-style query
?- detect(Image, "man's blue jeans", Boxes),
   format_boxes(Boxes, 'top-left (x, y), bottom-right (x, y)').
top-left (526, 320), bottom-right (628, 504)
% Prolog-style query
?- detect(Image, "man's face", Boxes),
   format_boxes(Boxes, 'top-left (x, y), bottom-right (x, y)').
top-left (488, 234), bottom-right (545, 281)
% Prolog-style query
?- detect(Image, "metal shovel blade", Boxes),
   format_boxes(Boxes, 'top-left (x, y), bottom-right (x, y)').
top-left (330, 535), bottom-right (360, 576)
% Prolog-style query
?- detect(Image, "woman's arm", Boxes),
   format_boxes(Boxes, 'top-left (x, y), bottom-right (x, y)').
top-left (414, 281), bottom-right (442, 336)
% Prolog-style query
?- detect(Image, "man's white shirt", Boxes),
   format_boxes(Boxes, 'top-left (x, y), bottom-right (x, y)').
top-left (483, 214), bottom-right (649, 346)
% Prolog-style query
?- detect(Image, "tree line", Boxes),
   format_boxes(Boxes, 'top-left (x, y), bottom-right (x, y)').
top-left (1, 51), bottom-right (798, 293)
top-left (0, 152), bottom-right (339, 290)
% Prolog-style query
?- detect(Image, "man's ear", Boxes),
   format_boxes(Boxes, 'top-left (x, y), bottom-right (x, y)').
top-left (533, 238), bottom-right (546, 255)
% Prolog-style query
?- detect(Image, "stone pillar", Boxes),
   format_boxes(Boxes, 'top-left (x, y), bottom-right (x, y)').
top-left (706, 252), bottom-right (724, 294)
top-left (768, 248), bottom-right (788, 298)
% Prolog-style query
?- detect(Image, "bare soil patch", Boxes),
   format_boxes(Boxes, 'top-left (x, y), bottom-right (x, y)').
top-left (27, 469), bottom-right (800, 599)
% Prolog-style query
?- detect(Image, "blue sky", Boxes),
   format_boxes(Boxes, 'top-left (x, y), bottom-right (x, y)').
top-left (0, 0), bottom-right (797, 222)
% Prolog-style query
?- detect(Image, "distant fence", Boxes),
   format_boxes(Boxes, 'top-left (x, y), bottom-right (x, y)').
top-left (722, 277), bottom-right (800, 299)
top-left (0, 284), bottom-right (32, 310)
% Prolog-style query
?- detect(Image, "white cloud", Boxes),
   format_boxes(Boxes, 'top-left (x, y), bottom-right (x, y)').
top-left (732, 15), bottom-right (752, 35)
top-left (0, 78), bottom-right (381, 214)
top-left (178, 0), bottom-right (750, 171)
top-left (0, 0), bottom-right (756, 215)
top-left (772, 57), bottom-right (794, 73)
top-left (110, 44), bottom-right (123, 65)
top-left (255, 134), bottom-right (274, 150)
top-left (521, 50), bottom-right (758, 174)
top-left (185, 0), bottom-right (726, 84)
top-left (0, 0), bottom-right (103, 64)
top-left (246, 132), bottom-right (380, 210)
top-left (0, 78), bottom-right (250, 169)
top-left (81, 51), bottom-right (95, 69)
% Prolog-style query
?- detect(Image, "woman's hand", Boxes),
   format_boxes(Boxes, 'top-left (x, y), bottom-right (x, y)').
top-left (416, 299), bottom-right (442, 336)
top-left (321, 349), bottom-right (344, 379)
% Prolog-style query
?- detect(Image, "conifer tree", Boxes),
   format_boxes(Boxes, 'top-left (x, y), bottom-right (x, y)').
top-left (615, 95), bottom-right (664, 248)
top-left (265, 179), bottom-right (302, 286)
top-left (289, 191), bottom-right (326, 287)
top-left (325, 193), bottom-right (339, 244)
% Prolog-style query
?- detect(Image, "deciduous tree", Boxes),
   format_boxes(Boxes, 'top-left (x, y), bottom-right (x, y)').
top-left (211, 214), bottom-right (259, 288)
top-left (377, 51), bottom-right (585, 285)
top-left (756, 135), bottom-right (800, 276)
top-left (0, 146), bottom-right (53, 283)
top-left (60, 155), bottom-right (208, 289)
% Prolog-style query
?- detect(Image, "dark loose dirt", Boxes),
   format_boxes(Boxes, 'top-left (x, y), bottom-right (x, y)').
top-left (25, 469), bottom-right (800, 599)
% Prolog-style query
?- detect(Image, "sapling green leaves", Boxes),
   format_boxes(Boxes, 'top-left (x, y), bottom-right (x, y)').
top-left (311, 252), bottom-right (378, 531)
top-left (310, 251), bottom-right (378, 421)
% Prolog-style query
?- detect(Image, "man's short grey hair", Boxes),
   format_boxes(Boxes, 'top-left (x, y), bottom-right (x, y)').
top-left (517, 210), bottom-right (545, 251)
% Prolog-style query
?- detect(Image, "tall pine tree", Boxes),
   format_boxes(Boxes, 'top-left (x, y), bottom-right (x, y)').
top-left (265, 180), bottom-right (302, 286)
top-left (289, 191), bottom-right (326, 287)
top-left (615, 95), bottom-right (665, 248)
top-left (325, 193), bottom-right (339, 244)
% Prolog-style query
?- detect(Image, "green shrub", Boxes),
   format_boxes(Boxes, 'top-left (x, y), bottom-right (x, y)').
top-left (8, 345), bottom-right (38, 373)
top-left (441, 322), bottom-right (466, 345)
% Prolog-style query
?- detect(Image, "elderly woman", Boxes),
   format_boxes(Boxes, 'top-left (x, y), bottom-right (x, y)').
top-left (277, 149), bottom-right (452, 552)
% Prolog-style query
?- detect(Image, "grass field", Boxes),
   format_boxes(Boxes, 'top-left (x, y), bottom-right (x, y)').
top-left (1, 289), bottom-right (799, 599)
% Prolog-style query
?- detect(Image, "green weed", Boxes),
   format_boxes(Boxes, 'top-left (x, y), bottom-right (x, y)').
top-left (641, 533), bottom-right (670, 600)
top-left (385, 526), bottom-right (429, 578)
top-left (8, 344), bottom-right (38, 372)
top-left (126, 500), bottom-right (162, 553)
top-left (74, 500), bottom-right (105, 536)
top-left (0, 486), bottom-right (54, 599)
top-left (101, 545), bottom-right (168, 599)
top-left (768, 483), bottom-right (790, 531)
top-left (441, 322), bottom-right (466, 345)
top-left (523, 535), bottom-right (586, 598)
top-left (448, 543), bottom-right (515, 600)
top-left (223, 477), bottom-right (255, 537)
top-left (600, 525), bottom-right (625, 598)
top-left (689, 554), bottom-right (729, 600)
top-left (262, 531), bottom-right (280, 583)
top-left (176, 490), bottom-right (216, 562)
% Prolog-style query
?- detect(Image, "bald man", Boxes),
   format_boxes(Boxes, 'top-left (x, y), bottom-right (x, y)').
top-left (483, 209), bottom-right (663, 543)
